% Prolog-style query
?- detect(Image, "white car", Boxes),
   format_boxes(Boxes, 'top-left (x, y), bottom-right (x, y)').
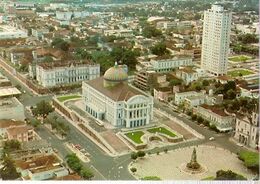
top-left (209, 137), bottom-right (215, 141)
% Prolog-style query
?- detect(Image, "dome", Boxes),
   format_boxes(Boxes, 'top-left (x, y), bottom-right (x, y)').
top-left (104, 63), bottom-right (128, 82)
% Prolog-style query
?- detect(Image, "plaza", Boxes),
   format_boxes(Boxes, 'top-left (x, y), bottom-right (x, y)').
top-left (129, 145), bottom-right (255, 180)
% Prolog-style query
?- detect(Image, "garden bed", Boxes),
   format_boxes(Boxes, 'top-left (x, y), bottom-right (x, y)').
top-left (228, 69), bottom-right (254, 77)
top-left (57, 95), bottom-right (81, 102)
top-left (125, 131), bottom-right (145, 144)
top-left (147, 127), bottom-right (176, 137)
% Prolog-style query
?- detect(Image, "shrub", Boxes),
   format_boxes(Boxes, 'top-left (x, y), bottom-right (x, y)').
top-left (238, 151), bottom-right (259, 172)
top-left (215, 170), bottom-right (246, 180)
top-left (191, 114), bottom-right (197, 121)
top-left (131, 152), bottom-right (138, 160)
top-left (197, 116), bottom-right (204, 123)
top-left (130, 167), bottom-right (137, 173)
top-left (164, 148), bottom-right (168, 153)
top-left (186, 111), bottom-right (192, 116)
top-left (137, 151), bottom-right (146, 158)
top-left (156, 151), bottom-right (160, 155)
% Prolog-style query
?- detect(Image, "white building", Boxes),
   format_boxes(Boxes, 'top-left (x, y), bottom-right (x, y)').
top-left (175, 67), bottom-right (199, 85)
top-left (0, 97), bottom-right (25, 121)
top-left (36, 61), bottom-right (100, 87)
top-left (234, 111), bottom-right (259, 149)
top-left (174, 91), bottom-right (201, 105)
top-left (103, 29), bottom-right (134, 38)
top-left (150, 56), bottom-right (193, 73)
top-left (196, 104), bottom-right (235, 132)
top-left (56, 11), bottom-right (73, 20)
top-left (201, 4), bottom-right (232, 75)
top-left (82, 63), bottom-right (153, 128)
top-left (15, 154), bottom-right (69, 180)
top-left (0, 25), bottom-right (28, 39)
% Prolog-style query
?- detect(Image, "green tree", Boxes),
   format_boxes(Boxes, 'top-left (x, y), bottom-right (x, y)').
top-left (226, 89), bottom-right (236, 100)
top-left (202, 80), bottom-right (210, 86)
top-left (28, 119), bottom-right (40, 129)
top-left (3, 140), bottom-right (21, 153)
top-left (191, 114), bottom-right (197, 121)
top-left (215, 170), bottom-right (246, 180)
top-left (32, 100), bottom-right (54, 118)
top-left (43, 56), bottom-right (54, 63)
top-left (197, 116), bottom-right (204, 124)
top-left (142, 25), bottom-right (162, 38)
top-left (66, 154), bottom-right (82, 173)
top-left (51, 38), bottom-right (70, 51)
top-left (130, 167), bottom-right (137, 173)
top-left (0, 155), bottom-right (20, 180)
top-left (137, 151), bottom-right (146, 158)
top-left (80, 168), bottom-right (94, 180)
top-left (131, 152), bottom-right (138, 160)
top-left (238, 151), bottom-right (259, 172)
top-left (150, 42), bottom-right (169, 56)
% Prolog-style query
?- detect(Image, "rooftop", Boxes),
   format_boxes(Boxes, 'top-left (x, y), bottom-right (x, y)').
top-left (7, 125), bottom-right (33, 136)
top-left (200, 104), bottom-right (228, 117)
top-left (0, 119), bottom-right (25, 129)
top-left (0, 87), bottom-right (21, 98)
top-left (0, 97), bottom-right (23, 108)
top-left (85, 77), bottom-right (145, 102)
top-left (38, 60), bottom-right (97, 70)
top-left (15, 154), bottom-right (62, 174)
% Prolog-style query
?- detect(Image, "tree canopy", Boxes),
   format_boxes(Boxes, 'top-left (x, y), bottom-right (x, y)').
top-left (150, 42), bottom-right (170, 56)
top-left (32, 100), bottom-right (54, 118)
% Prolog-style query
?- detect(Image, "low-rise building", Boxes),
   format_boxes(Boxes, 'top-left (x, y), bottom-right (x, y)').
top-left (175, 67), bottom-right (199, 85)
top-left (133, 70), bottom-right (156, 91)
top-left (150, 55), bottom-right (193, 73)
top-left (0, 97), bottom-right (25, 121)
top-left (104, 29), bottom-right (133, 38)
top-left (234, 111), bottom-right (259, 149)
top-left (196, 104), bottom-right (235, 132)
top-left (154, 87), bottom-right (172, 102)
top-left (0, 119), bottom-right (25, 140)
top-left (0, 25), bottom-right (28, 39)
top-left (36, 61), bottom-right (100, 87)
top-left (15, 154), bottom-right (69, 180)
top-left (6, 125), bottom-right (35, 142)
top-left (174, 91), bottom-right (200, 105)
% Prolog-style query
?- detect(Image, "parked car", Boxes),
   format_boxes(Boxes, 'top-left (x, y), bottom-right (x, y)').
top-left (209, 137), bottom-right (215, 141)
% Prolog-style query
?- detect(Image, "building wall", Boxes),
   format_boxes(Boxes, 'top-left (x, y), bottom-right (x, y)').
top-left (196, 106), bottom-right (234, 131)
top-left (234, 112), bottom-right (259, 149)
top-left (36, 64), bottom-right (100, 87)
top-left (82, 82), bottom-right (153, 128)
top-left (151, 57), bottom-right (193, 73)
top-left (174, 91), bottom-right (198, 105)
top-left (201, 4), bottom-right (232, 75)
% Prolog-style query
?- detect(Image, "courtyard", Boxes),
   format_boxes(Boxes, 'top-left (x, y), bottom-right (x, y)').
top-left (129, 145), bottom-right (255, 180)
top-left (228, 55), bottom-right (252, 62)
top-left (228, 69), bottom-right (254, 77)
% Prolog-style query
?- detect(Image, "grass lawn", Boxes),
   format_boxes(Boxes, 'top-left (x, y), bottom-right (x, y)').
top-left (201, 176), bottom-right (215, 180)
top-left (141, 176), bottom-right (161, 180)
top-left (238, 151), bottom-right (259, 168)
top-left (125, 131), bottom-right (144, 144)
top-left (57, 95), bottom-right (81, 102)
top-left (147, 127), bottom-right (176, 137)
top-left (229, 55), bottom-right (252, 62)
top-left (228, 69), bottom-right (254, 77)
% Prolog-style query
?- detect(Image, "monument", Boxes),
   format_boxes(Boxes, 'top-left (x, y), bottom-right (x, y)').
top-left (186, 148), bottom-right (201, 170)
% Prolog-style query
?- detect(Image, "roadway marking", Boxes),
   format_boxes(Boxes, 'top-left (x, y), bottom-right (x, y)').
top-left (90, 165), bottom-right (106, 180)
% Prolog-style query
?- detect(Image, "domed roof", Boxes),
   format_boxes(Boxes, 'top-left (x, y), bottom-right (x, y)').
top-left (104, 62), bottom-right (128, 82)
